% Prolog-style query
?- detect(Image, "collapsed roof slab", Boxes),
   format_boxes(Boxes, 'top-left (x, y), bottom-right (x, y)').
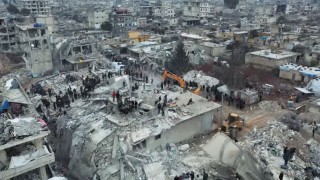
top-left (203, 132), bottom-right (272, 180)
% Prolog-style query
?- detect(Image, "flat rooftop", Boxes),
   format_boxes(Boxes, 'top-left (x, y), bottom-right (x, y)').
top-left (248, 49), bottom-right (299, 60)
top-left (280, 63), bottom-right (320, 77)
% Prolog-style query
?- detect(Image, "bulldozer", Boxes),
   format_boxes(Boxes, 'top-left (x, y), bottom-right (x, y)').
top-left (162, 70), bottom-right (201, 95)
top-left (221, 113), bottom-right (244, 140)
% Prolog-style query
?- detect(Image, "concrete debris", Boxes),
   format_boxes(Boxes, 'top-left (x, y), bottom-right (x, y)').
top-left (281, 112), bottom-right (303, 131)
top-left (178, 144), bottom-right (190, 151)
top-left (239, 120), bottom-right (320, 180)
top-left (183, 70), bottom-right (219, 87)
top-left (203, 132), bottom-right (271, 180)
top-left (258, 101), bottom-right (281, 112)
top-left (48, 177), bottom-right (68, 180)
top-left (9, 146), bottom-right (50, 168)
top-left (143, 162), bottom-right (165, 180)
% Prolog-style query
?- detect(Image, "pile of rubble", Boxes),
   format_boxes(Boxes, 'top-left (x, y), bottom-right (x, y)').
top-left (239, 120), bottom-right (320, 179)
top-left (183, 70), bottom-right (219, 87)
top-left (258, 101), bottom-right (281, 112)
top-left (281, 112), bottom-right (303, 131)
top-left (0, 117), bottom-right (48, 145)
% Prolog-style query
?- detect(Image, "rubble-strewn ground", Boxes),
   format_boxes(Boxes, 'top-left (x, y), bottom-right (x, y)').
top-left (239, 116), bottom-right (320, 180)
top-left (0, 53), bottom-right (25, 76)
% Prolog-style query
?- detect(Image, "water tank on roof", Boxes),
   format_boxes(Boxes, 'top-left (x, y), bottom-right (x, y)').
top-left (33, 23), bottom-right (42, 28)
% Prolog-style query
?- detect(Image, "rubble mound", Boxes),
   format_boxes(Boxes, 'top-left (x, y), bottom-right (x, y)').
top-left (239, 121), bottom-right (320, 180)
top-left (0, 53), bottom-right (24, 76)
top-left (281, 112), bottom-right (303, 132)
top-left (183, 70), bottom-right (219, 87)
top-left (258, 101), bottom-right (281, 112)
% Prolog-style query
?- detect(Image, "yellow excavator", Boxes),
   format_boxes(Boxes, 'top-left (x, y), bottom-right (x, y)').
top-left (162, 70), bottom-right (201, 95)
top-left (221, 113), bottom-right (244, 140)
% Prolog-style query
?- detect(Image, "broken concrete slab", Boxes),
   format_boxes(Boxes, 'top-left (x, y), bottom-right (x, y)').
top-left (143, 162), bottom-right (165, 180)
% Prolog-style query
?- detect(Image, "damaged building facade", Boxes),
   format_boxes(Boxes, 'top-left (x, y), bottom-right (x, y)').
top-left (0, 78), bottom-right (55, 180)
top-left (18, 23), bottom-right (53, 77)
top-left (0, 16), bottom-right (18, 52)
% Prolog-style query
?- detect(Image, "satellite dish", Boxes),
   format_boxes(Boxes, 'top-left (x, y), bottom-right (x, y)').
top-left (31, 44), bottom-right (34, 47)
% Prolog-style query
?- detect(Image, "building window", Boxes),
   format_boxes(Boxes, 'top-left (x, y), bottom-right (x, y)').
top-left (155, 134), bottom-right (161, 140)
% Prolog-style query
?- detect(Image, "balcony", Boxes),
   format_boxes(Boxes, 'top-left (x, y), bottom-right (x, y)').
top-left (0, 148), bottom-right (55, 180)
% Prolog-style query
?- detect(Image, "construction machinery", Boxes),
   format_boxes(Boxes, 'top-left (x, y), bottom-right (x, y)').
top-left (221, 113), bottom-right (244, 140)
top-left (162, 70), bottom-right (201, 95)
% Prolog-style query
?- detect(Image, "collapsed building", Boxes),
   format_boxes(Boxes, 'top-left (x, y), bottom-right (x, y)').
top-left (0, 78), bottom-right (55, 180)
top-left (31, 65), bottom-right (222, 179)
top-left (54, 37), bottom-right (105, 71)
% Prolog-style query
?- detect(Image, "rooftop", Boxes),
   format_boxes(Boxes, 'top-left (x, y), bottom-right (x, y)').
top-left (248, 49), bottom-right (299, 60)
top-left (280, 63), bottom-right (320, 77)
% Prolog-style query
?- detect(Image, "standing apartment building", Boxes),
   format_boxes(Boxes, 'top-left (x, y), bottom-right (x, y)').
top-left (114, 7), bottom-right (137, 32)
top-left (17, 23), bottom-right (53, 77)
top-left (22, 0), bottom-right (51, 16)
top-left (183, 0), bottom-right (211, 18)
top-left (88, 8), bottom-right (111, 29)
top-left (0, 16), bottom-right (18, 52)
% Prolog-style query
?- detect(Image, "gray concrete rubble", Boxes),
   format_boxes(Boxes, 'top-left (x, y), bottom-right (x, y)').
top-left (183, 70), bottom-right (220, 87)
top-left (203, 132), bottom-right (272, 180)
top-left (33, 67), bottom-right (222, 179)
top-left (258, 100), bottom-right (282, 112)
top-left (239, 120), bottom-right (320, 180)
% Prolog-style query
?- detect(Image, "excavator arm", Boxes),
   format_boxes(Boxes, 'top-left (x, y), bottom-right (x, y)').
top-left (162, 70), bottom-right (185, 88)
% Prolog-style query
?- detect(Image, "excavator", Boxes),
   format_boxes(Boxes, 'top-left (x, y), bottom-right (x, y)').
top-left (162, 70), bottom-right (201, 95)
top-left (221, 113), bottom-right (244, 140)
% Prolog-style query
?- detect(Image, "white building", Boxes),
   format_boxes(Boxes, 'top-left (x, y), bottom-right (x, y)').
top-left (87, 8), bottom-right (110, 29)
top-left (183, 0), bottom-right (211, 18)
top-left (22, 0), bottom-right (51, 16)
top-left (154, 2), bottom-right (175, 18)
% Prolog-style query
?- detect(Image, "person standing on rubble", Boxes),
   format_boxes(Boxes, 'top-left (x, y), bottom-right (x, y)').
top-left (313, 120), bottom-right (317, 137)
top-left (116, 91), bottom-right (120, 103)
top-left (161, 103), bottom-right (165, 116)
top-left (158, 103), bottom-right (161, 114)
top-left (202, 169), bottom-right (208, 180)
top-left (279, 172), bottom-right (284, 180)
top-left (112, 91), bottom-right (116, 102)
top-left (161, 82), bottom-right (164, 90)
top-left (190, 171), bottom-right (195, 180)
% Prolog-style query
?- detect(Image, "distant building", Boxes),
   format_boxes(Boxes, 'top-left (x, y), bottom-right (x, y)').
top-left (279, 63), bottom-right (320, 83)
top-left (88, 8), bottom-right (110, 29)
top-left (201, 42), bottom-right (226, 57)
top-left (183, 0), bottom-right (211, 18)
top-left (245, 49), bottom-right (300, 70)
top-left (114, 7), bottom-right (137, 31)
top-left (22, 0), bottom-right (51, 16)
top-left (304, 45), bottom-right (320, 66)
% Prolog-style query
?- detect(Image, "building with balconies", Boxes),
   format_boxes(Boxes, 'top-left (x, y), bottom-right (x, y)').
top-left (22, 0), bottom-right (51, 16)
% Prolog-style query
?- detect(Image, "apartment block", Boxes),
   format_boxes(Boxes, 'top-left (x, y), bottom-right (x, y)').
top-left (183, 0), bottom-right (211, 18)
top-left (22, 0), bottom-right (51, 16)
top-left (88, 8), bottom-right (111, 29)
